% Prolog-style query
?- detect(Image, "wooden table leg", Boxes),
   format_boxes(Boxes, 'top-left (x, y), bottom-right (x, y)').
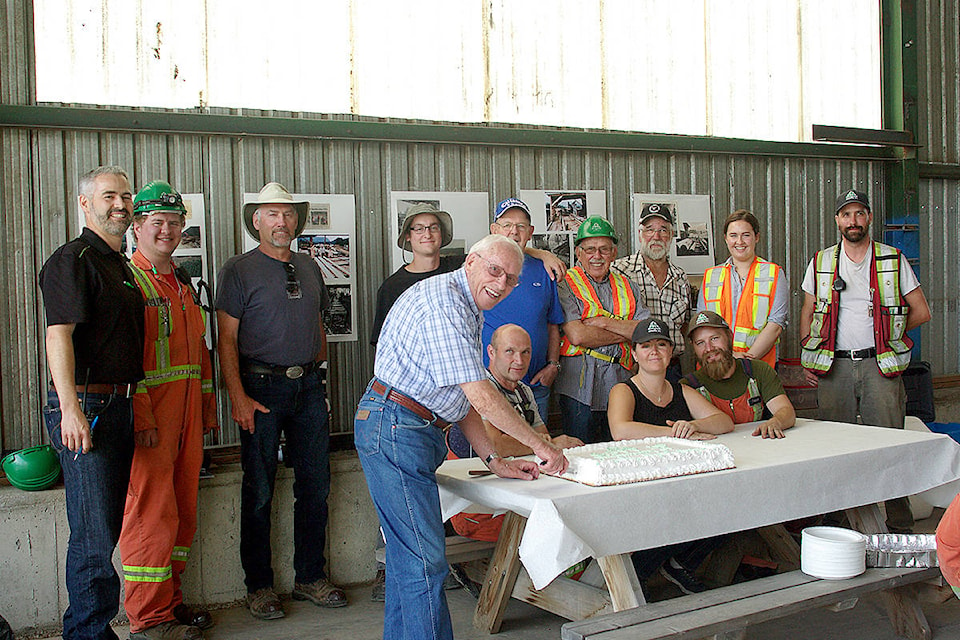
top-left (473, 511), bottom-right (527, 633)
top-left (757, 524), bottom-right (801, 570)
top-left (597, 553), bottom-right (645, 609)
top-left (846, 504), bottom-right (932, 640)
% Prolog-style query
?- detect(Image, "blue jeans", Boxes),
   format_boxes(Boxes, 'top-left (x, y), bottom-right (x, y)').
top-left (45, 390), bottom-right (134, 640)
top-left (239, 370), bottom-right (331, 592)
top-left (558, 395), bottom-right (610, 444)
top-left (355, 380), bottom-right (453, 640)
top-left (530, 383), bottom-right (551, 427)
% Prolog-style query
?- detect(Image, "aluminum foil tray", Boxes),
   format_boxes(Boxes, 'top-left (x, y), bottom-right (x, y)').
top-left (865, 533), bottom-right (939, 568)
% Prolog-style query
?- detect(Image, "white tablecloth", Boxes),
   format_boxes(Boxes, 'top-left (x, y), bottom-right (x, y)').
top-left (436, 419), bottom-right (960, 589)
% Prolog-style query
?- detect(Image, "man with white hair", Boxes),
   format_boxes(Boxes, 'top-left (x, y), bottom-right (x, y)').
top-left (356, 234), bottom-right (568, 640)
top-left (216, 182), bottom-right (346, 621)
top-left (612, 203), bottom-right (695, 382)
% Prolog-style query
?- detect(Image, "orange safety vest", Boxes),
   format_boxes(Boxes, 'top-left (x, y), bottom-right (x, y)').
top-left (800, 242), bottom-right (912, 378)
top-left (685, 359), bottom-right (766, 424)
top-left (559, 266), bottom-right (637, 371)
top-left (702, 258), bottom-right (782, 368)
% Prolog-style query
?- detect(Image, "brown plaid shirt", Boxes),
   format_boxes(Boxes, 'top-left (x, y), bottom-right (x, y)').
top-left (611, 253), bottom-right (695, 354)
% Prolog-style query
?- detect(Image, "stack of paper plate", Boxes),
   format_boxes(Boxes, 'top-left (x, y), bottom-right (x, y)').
top-left (801, 526), bottom-right (867, 580)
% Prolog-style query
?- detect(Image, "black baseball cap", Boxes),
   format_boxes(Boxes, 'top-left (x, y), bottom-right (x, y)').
top-left (631, 318), bottom-right (673, 345)
top-left (640, 203), bottom-right (673, 225)
top-left (835, 189), bottom-right (870, 213)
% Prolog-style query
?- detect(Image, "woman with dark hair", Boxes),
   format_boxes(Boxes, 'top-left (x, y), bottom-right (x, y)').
top-left (607, 318), bottom-right (733, 597)
top-left (698, 210), bottom-right (789, 368)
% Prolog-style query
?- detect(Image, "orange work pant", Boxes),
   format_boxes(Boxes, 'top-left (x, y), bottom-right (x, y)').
top-left (119, 387), bottom-right (204, 632)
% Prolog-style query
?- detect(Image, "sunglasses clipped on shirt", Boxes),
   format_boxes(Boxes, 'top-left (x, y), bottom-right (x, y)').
top-left (284, 262), bottom-right (302, 300)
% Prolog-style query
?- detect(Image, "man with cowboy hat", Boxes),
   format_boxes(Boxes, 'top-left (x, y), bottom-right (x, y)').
top-left (216, 182), bottom-right (347, 620)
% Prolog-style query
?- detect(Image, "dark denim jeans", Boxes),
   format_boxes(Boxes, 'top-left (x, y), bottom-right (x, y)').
top-left (239, 369), bottom-right (331, 592)
top-left (558, 395), bottom-right (610, 444)
top-left (355, 380), bottom-right (453, 640)
top-left (44, 390), bottom-right (134, 640)
top-left (631, 535), bottom-right (727, 581)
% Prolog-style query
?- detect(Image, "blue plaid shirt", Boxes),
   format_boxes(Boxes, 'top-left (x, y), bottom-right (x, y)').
top-left (374, 267), bottom-right (487, 422)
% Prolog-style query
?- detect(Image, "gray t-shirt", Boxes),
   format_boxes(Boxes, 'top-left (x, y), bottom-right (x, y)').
top-left (216, 248), bottom-right (329, 366)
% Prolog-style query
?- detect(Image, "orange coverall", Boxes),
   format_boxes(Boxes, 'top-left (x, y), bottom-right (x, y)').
top-left (119, 250), bottom-right (217, 632)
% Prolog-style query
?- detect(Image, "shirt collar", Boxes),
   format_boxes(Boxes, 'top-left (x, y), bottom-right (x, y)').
top-left (80, 227), bottom-right (120, 255)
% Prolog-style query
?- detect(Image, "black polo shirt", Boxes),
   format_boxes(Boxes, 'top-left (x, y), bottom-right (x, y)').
top-left (39, 228), bottom-right (145, 385)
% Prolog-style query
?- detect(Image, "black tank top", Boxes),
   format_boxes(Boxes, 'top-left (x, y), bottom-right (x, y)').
top-left (625, 379), bottom-right (694, 426)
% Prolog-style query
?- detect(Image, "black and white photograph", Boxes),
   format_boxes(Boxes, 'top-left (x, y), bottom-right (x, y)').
top-left (309, 204), bottom-right (331, 229)
top-left (322, 284), bottom-right (352, 337)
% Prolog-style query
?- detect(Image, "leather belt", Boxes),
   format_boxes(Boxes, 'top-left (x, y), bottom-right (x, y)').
top-left (72, 383), bottom-right (136, 397)
top-left (834, 347), bottom-right (877, 360)
top-left (371, 379), bottom-right (451, 429)
top-left (242, 360), bottom-right (317, 379)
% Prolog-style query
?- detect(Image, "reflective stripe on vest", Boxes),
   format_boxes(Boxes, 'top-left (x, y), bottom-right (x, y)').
top-left (559, 267), bottom-right (636, 370)
top-left (130, 264), bottom-right (207, 390)
top-left (702, 260), bottom-right (780, 367)
top-left (802, 242), bottom-right (912, 377)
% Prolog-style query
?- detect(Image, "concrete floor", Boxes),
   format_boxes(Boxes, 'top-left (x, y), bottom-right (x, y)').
top-left (28, 581), bottom-right (960, 640)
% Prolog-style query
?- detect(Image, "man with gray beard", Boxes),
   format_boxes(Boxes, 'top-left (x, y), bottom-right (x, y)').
top-left (682, 310), bottom-right (795, 439)
top-left (612, 203), bottom-right (695, 382)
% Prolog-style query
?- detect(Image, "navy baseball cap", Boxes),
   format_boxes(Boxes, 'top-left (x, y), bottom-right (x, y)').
top-left (494, 198), bottom-right (531, 221)
top-left (835, 189), bottom-right (870, 213)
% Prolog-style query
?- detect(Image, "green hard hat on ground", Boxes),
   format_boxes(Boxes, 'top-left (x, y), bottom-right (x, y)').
top-left (134, 180), bottom-right (187, 217)
top-left (2, 444), bottom-right (61, 491)
top-left (575, 216), bottom-right (618, 245)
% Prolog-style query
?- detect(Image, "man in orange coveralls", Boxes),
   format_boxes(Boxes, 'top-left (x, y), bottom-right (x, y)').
top-left (937, 491), bottom-right (960, 598)
top-left (119, 181), bottom-right (218, 640)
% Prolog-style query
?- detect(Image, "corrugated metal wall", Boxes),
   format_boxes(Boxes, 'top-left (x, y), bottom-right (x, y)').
top-left (0, 118), bottom-right (892, 449)
top-left (916, 0), bottom-right (960, 375)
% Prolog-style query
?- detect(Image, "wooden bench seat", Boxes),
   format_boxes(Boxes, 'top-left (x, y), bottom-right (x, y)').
top-left (374, 535), bottom-right (496, 565)
top-left (561, 567), bottom-right (941, 640)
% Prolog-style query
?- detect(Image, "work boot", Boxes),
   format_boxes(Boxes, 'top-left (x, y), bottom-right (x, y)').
top-left (246, 587), bottom-right (284, 620)
top-left (128, 621), bottom-right (203, 640)
top-left (172, 604), bottom-right (214, 630)
top-left (370, 568), bottom-right (386, 602)
top-left (292, 578), bottom-right (348, 608)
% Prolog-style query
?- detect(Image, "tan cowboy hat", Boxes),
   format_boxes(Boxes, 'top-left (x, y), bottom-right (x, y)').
top-left (242, 182), bottom-right (309, 241)
top-left (397, 203), bottom-right (454, 251)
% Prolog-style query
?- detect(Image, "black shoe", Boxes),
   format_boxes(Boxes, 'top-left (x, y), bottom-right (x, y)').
top-left (448, 563), bottom-right (481, 599)
top-left (659, 558), bottom-right (706, 595)
top-left (370, 568), bottom-right (385, 602)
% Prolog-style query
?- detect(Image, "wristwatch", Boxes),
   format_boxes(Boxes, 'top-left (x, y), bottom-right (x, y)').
top-left (484, 452), bottom-right (501, 466)
top-left (547, 360), bottom-right (561, 372)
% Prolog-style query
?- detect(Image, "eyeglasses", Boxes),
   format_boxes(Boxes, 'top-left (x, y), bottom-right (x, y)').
top-left (477, 254), bottom-right (520, 287)
top-left (641, 226), bottom-right (672, 237)
top-left (496, 221), bottom-right (529, 233)
top-left (283, 262), bottom-right (302, 299)
top-left (410, 223), bottom-right (442, 234)
top-left (579, 245), bottom-right (614, 257)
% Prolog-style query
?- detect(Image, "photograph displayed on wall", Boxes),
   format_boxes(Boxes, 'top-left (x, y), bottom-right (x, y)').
top-left (520, 190), bottom-right (607, 270)
top-left (243, 193), bottom-right (358, 342)
top-left (389, 192), bottom-right (490, 273)
top-left (632, 193), bottom-right (714, 275)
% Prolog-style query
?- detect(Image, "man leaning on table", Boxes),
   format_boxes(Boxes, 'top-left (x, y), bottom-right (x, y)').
top-left (800, 188), bottom-right (931, 533)
top-left (683, 310), bottom-right (796, 438)
top-left (355, 234), bottom-right (567, 640)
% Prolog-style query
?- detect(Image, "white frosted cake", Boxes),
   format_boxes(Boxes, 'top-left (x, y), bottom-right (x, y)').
top-left (558, 437), bottom-right (735, 486)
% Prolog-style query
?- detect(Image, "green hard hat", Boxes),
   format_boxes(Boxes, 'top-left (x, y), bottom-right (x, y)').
top-left (134, 180), bottom-right (187, 217)
top-left (2, 444), bottom-right (61, 491)
top-left (575, 216), bottom-right (618, 246)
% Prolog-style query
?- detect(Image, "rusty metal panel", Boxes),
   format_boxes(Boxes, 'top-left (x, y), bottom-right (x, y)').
top-left (919, 178), bottom-right (960, 374)
top-left (917, 0), bottom-right (960, 163)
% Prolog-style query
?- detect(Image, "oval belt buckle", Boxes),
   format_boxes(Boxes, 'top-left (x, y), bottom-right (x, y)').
top-left (285, 365), bottom-right (304, 379)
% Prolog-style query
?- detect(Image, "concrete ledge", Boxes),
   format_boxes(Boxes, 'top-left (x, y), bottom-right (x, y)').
top-left (0, 450), bottom-right (378, 634)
